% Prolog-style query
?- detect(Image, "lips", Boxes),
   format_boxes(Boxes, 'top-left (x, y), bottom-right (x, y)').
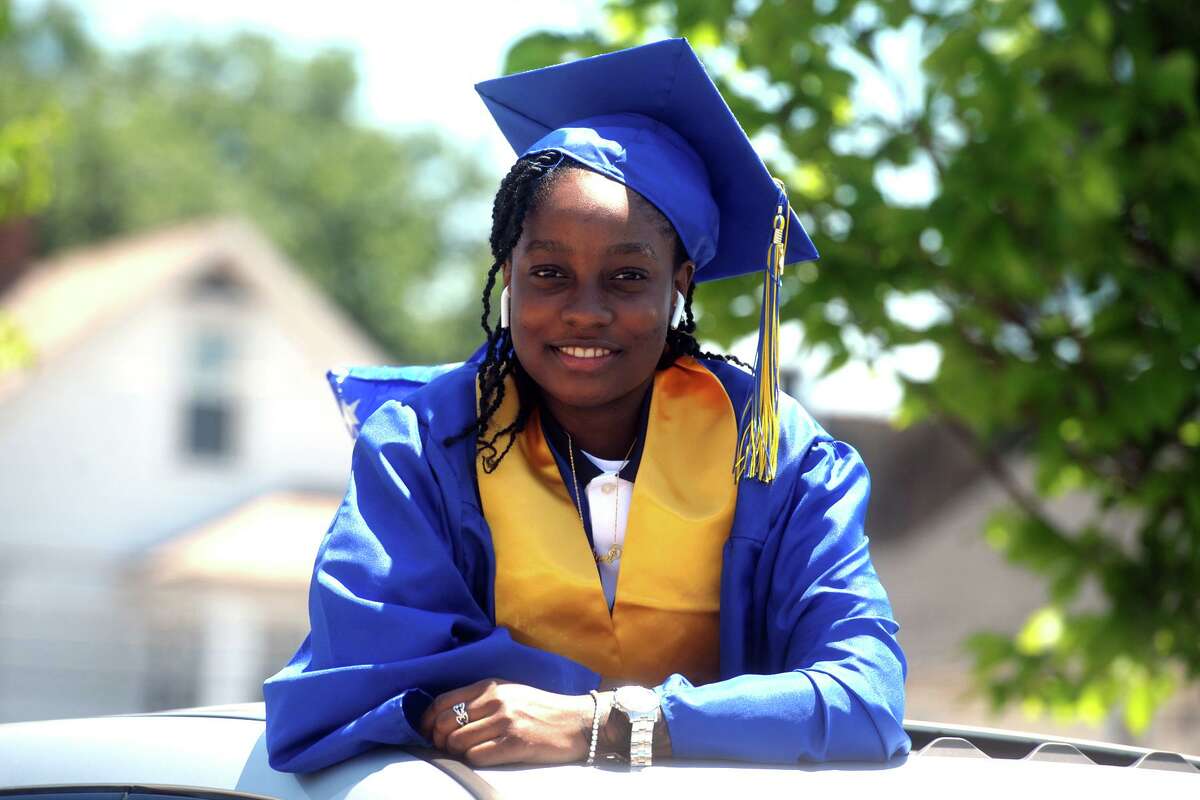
top-left (550, 341), bottom-right (620, 370)
top-left (556, 345), bottom-right (614, 359)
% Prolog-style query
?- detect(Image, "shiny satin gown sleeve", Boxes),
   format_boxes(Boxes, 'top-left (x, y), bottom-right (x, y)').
top-left (262, 399), bottom-right (600, 773)
top-left (656, 421), bottom-right (910, 763)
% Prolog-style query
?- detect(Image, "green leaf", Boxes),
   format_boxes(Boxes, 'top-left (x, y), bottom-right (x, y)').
top-left (502, 31), bottom-right (612, 75)
top-left (1149, 50), bottom-right (1198, 116)
top-left (1016, 607), bottom-right (1065, 656)
top-left (1122, 669), bottom-right (1175, 735)
top-left (0, 312), bottom-right (34, 375)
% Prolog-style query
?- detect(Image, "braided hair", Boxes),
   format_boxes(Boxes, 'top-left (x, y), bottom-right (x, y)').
top-left (447, 152), bottom-right (747, 472)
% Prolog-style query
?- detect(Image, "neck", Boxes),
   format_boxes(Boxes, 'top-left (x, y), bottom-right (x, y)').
top-left (542, 377), bottom-right (651, 459)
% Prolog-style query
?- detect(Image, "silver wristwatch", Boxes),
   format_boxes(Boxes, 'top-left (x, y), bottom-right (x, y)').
top-left (611, 685), bottom-right (661, 767)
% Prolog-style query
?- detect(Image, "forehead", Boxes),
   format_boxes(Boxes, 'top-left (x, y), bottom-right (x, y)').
top-left (527, 168), bottom-right (664, 235)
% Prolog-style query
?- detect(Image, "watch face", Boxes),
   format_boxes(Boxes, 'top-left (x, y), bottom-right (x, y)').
top-left (615, 686), bottom-right (659, 714)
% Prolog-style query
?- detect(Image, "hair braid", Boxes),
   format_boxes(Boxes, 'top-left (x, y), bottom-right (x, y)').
top-left (445, 152), bottom-right (563, 469)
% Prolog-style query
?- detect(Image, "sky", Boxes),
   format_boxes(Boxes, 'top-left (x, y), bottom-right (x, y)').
top-left (20, 0), bottom-right (607, 162)
top-left (13, 0), bottom-right (937, 418)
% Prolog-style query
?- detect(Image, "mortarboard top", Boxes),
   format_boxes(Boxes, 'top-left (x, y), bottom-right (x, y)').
top-left (475, 38), bottom-right (818, 483)
top-left (473, 37), bottom-right (818, 282)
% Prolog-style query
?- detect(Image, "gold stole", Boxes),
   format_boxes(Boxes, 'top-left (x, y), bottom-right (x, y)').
top-left (477, 357), bottom-right (737, 686)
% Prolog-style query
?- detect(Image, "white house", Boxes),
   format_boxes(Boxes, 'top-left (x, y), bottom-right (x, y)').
top-left (0, 218), bottom-right (383, 721)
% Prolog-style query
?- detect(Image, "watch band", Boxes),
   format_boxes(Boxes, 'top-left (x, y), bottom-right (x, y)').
top-left (611, 685), bottom-right (661, 768)
top-left (629, 717), bottom-right (655, 767)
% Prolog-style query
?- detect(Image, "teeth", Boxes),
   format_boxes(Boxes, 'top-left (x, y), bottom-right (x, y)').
top-left (559, 346), bottom-right (612, 359)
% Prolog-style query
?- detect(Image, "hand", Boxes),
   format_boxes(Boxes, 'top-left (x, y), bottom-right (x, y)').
top-left (419, 679), bottom-right (596, 767)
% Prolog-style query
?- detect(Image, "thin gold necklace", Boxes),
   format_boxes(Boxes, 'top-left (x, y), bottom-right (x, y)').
top-left (566, 432), bottom-right (637, 565)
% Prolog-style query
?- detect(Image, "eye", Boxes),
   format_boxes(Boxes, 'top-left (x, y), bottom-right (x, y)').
top-left (612, 268), bottom-right (649, 281)
top-left (530, 265), bottom-right (566, 279)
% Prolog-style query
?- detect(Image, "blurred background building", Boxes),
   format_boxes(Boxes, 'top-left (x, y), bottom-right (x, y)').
top-left (0, 218), bottom-right (379, 718)
top-left (1, 0), bottom-right (1197, 756)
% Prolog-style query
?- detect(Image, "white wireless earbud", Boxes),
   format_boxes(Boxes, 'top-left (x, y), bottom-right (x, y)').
top-left (670, 289), bottom-right (686, 330)
top-left (500, 286), bottom-right (511, 329)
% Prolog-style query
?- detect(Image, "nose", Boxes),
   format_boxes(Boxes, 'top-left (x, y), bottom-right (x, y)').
top-left (561, 284), bottom-right (614, 328)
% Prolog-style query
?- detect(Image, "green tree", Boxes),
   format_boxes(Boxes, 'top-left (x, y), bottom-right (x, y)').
top-left (509, 0), bottom-right (1200, 736)
top-left (0, 0), bottom-right (55, 374)
top-left (0, 2), bottom-right (491, 362)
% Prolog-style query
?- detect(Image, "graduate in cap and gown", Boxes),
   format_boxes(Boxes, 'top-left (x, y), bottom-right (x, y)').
top-left (263, 38), bottom-right (909, 773)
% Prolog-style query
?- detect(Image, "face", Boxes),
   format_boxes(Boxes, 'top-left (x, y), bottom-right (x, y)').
top-left (504, 168), bottom-right (694, 416)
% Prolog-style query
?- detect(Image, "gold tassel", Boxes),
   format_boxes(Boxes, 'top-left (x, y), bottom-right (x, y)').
top-left (734, 179), bottom-right (789, 483)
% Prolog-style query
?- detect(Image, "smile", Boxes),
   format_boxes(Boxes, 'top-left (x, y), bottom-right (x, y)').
top-left (551, 344), bottom-right (620, 371)
top-left (556, 346), bottom-right (614, 359)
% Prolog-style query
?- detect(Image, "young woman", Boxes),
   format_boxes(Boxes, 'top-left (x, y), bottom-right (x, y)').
top-left (264, 39), bottom-right (908, 773)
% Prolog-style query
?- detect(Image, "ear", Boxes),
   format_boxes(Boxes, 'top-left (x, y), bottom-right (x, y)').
top-left (502, 260), bottom-right (512, 288)
top-left (673, 260), bottom-right (695, 297)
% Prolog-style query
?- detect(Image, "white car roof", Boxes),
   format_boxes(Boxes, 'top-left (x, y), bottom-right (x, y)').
top-left (1, 706), bottom-right (1196, 800)
top-left (0, 714), bottom-right (466, 799)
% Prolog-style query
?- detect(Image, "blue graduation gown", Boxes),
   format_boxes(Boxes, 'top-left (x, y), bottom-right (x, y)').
top-left (262, 358), bottom-right (909, 772)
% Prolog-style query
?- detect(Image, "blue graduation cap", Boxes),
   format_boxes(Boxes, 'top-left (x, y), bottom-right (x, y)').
top-left (474, 38), bottom-right (820, 483)
top-left (475, 38), bottom-right (817, 280)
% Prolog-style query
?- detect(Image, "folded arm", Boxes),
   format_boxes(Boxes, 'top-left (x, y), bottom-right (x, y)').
top-left (657, 439), bottom-right (909, 763)
top-left (263, 402), bottom-right (598, 773)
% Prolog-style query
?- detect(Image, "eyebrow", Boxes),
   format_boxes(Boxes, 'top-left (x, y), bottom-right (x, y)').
top-left (525, 239), bottom-right (571, 254)
top-left (524, 239), bottom-right (657, 258)
top-left (607, 241), bottom-right (657, 258)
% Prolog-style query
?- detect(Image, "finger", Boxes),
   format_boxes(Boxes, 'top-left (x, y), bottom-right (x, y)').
top-left (419, 700), bottom-right (439, 740)
top-left (421, 699), bottom-right (467, 741)
top-left (431, 707), bottom-right (463, 751)
top-left (421, 690), bottom-right (468, 736)
top-left (463, 737), bottom-right (521, 768)
top-left (420, 679), bottom-right (497, 736)
top-left (432, 699), bottom-right (489, 751)
top-left (444, 714), bottom-right (505, 757)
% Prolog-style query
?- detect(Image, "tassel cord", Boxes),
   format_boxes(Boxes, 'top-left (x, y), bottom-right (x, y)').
top-left (734, 181), bottom-right (790, 484)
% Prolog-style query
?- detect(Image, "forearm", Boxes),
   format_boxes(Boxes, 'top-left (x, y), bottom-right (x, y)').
top-left (656, 662), bottom-right (907, 764)
top-left (265, 631), bottom-right (600, 772)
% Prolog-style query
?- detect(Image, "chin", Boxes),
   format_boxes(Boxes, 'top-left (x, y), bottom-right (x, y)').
top-left (534, 375), bottom-right (626, 410)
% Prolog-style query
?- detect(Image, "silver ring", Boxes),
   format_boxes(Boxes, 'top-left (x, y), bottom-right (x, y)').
top-left (452, 702), bottom-right (469, 727)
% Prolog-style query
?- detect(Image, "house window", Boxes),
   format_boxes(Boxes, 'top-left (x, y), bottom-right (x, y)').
top-left (189, 260), bottom-right (247, 302)
top-left (181, 327), bottom-right (238, 461)
top-left (193, 331), bottom-right (233, 373)
top-left (185, 397), bottom-right (235, 458)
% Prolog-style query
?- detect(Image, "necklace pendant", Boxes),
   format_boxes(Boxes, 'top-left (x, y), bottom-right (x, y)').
top-left (594, 543), bottom-right (623, 565)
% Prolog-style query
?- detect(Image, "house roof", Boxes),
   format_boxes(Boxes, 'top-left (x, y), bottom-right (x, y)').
top-left (819, 414), bottom-right (985, 541)
top-left (140, 490), bottom-right (340, 588)
top-left (0, 216), bottom-right (388, 401)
